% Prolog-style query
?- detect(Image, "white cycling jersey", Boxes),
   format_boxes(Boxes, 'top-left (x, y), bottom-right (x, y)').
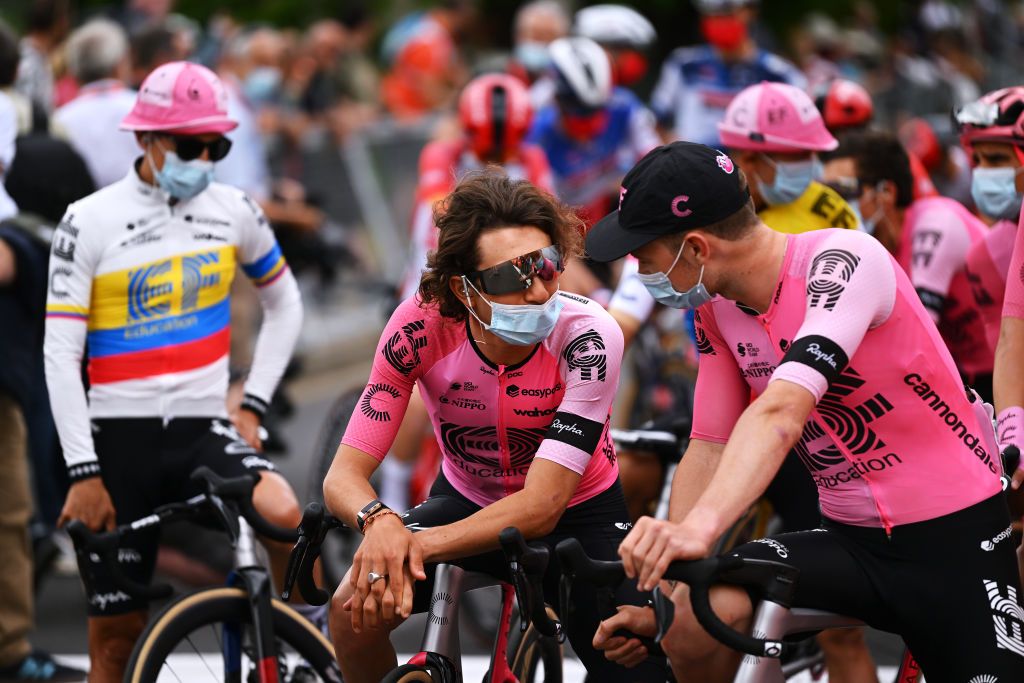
top-left (44, 167), bottom-right (302, 480)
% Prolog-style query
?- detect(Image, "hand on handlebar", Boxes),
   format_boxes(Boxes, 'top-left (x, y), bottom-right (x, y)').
top-left (619, 517), bottom-right (712, 592)
top-left (593, 604), bottom-right (657, 668)
top-left (346, 514), bottom-right (426, 632)
top-left (58, 478), bottom-right (116, 531)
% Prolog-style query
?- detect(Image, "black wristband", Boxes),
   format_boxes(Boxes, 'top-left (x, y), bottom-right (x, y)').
top-left (240, 393), bottom-right (269, 420)
top-left (68, 461), bottom-right (102, 483)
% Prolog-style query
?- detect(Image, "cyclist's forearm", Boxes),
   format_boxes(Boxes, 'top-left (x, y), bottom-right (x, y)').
top-left (994, 317), bottom-right (1024, 413)
top-left (667, 439), bottom-right (724, 523)
top-left (683, 385), bottom-right (811, 546)
top-left (323, 446), bottom-right (382, 528)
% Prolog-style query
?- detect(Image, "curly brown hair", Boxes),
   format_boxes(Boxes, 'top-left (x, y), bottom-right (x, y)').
top-left (418, 168), bottom-right (583, 321)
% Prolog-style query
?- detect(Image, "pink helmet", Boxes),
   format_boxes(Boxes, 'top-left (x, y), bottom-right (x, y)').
top-left (718, 81), bottom-right (838, 153)
top-left (121, 61), bottom-right (237, 134)
top-left (955, 86), bottom-right (1024, 154)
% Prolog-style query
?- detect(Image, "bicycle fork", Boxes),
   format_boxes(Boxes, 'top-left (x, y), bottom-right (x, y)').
top-left (224, 518), bottom-right (281, 683)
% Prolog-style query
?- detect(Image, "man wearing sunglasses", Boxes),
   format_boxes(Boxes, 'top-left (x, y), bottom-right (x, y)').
top-left (324, 171), bottom-right (663, 683)
top-left (43, 62), bottom-right (313, 682)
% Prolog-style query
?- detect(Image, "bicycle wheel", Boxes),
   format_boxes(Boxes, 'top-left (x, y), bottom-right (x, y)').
top-left (127, 587), bottom-right (339, 683)
top-left (506, 606), bottom-right (562, 683)
top-left (379, 664), bottom-right (437, 682)
top-left (307, 388), bottom-right (364, 588)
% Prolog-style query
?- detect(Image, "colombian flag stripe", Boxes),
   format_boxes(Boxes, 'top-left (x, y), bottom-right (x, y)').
top-left (87, 326), bottom-right (230, 385)
top-left (242, 243), bottom-right (286, 286)
top-left (46, 304), bottom-right (89, 320)
top-left (86, 299), bottom-right (230, 357)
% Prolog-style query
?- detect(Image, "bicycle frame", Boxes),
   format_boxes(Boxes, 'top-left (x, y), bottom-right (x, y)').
top-left (405, 563), bottom-right (519, 683)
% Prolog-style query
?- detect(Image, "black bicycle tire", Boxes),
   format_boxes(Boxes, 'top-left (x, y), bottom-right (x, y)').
top-left (379, 663), bottom-right (437, 683)
top-left (307, 388), bottom-right (365, 588)
top-left (126, 587), bottom-right (338, 683)
top-left (507, 606), bottom-right (562, 683)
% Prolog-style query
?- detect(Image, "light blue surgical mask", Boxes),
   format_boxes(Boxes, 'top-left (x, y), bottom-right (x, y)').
top-left (635, 242), bottom-right (713, 310)
top-left (462, 277), bottom-right (564, 345)
top-left (971, 166), bottom-right (1024, 220)
top-left (153, 151), bottom-right (214, 200)
top-left (515, 41), bottom-right (550, 74)
top-left (243, 66), bottom-right (282, 105)
top-left (848, 198), bottom-right (867, 233)
top-left (759, 156), bottom-right (817, 206)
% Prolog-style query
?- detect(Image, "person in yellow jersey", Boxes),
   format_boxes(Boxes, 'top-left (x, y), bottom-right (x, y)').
top-left (601, 81), bottom-right (876, 682)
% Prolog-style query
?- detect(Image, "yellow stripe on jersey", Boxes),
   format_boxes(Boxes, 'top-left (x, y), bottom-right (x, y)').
top-left (88, 245), bottom-right (237, 331)
top-left (759, 180), bottom-right (861, 235)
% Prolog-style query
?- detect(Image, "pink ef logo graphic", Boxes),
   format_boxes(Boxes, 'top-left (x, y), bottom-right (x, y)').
top-left (618, 186), bottom-right (628, 211)
top-left (716, 154), bottom-right (734, 174)
top-left (671, 195), bottom-right (692, 217)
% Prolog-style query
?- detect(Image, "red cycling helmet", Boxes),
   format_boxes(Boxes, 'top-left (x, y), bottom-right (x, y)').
top-left (899, 118), bottom-right (942, 171)
top-left (458, 73), bottom-right (533, 163)
top-left (814, 79), bottom-right (873, 132)
top-left (956, 86), bottom-right (1024, 161)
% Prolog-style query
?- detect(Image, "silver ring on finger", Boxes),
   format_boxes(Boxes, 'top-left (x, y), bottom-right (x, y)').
top-left (368, 571), bottom-right (387, 585)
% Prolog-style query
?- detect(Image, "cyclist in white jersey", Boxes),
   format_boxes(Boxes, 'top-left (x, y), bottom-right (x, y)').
top-left (44, 62), bottom-right (312, 682)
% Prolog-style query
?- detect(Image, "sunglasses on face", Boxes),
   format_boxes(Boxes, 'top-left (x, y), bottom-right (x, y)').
top-left (164, 135), bottom-right (233, 162)
top-left (823, 176), bottom-right (862, 200)
top-left (468, 245), bottom-right (564, 296)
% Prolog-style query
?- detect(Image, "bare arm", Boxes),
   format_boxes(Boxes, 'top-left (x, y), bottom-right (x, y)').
top-left (417, 458), bottom-right (581, 562)
top-left (667, 438), bottom-right (725, 522)
top-left (0, 237), bottom-right (14, 286)
top-left (323, 444), bottom-right (383, 528)
top-left (994, 317), bottom-right (1024, 413)
top-left (682, 380), bottom-right (814, 547)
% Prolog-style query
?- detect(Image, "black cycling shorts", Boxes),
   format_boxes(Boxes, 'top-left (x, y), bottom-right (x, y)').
top-left (78, 417), bottom-right (275, 616)
top-left (401, 473), bottom-right (666, 683)
top-left (731, 493), bottom-right (1024, 681)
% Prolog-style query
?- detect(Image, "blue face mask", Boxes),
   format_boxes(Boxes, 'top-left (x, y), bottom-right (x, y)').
top-left (759, 156), bottom-right (817, 206)
top-left (462, 277), bottom-right (564, 345)
top-left (971, 166), bottom-right (1024, 220)
top-left (153, 150), bottom-right (214, 200)
top-left (243, 67), bottom-right (281, 105)
top-left (635, 242), bottom-right (713, 310)
top-left (515, 41), bottom-right (550, 74)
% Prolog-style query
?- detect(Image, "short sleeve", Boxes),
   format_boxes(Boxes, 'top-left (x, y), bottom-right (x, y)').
top-left (689, 305), bottom-right (750, 443)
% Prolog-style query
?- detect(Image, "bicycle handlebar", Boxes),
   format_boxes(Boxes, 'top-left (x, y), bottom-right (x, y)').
top-left (282, 502), bottom-right (343, 605)
top-left (67, 467), bottom-right (300, 601)
top-left (498, 527), bottom-right (564, 642)
top-left (556, 538), bottom-right (800, 660)
top-left (1001, 445), bottom-right (1021, 491)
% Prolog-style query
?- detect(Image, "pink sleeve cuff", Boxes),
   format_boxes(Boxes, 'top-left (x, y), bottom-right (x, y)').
top-left (769, 362), bottom-right (827, 403)
top-left (535, 440), bottom-right (591, 475)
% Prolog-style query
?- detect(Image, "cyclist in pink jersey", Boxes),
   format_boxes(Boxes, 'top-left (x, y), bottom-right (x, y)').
top-left (956, 88), bottom-right (1024, 356)
top-left (323, 172), bottom-right (663, 683)
top-left (822, 131), bottom-right (995, 400)
top-left (585, 142), bottom-right (1021, 680)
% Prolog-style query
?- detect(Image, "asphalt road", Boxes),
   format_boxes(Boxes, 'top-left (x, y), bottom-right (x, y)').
top-left (30, 351), bottom-right (907, 675)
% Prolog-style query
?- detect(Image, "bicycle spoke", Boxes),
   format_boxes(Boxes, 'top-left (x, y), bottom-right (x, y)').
top-left (185, 633), bottom-right (223, 682)
top-left (160, 660), bottom-right (185, 683)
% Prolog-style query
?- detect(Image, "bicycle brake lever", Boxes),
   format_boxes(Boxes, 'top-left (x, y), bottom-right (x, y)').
top-left (281, 536), bottom-right (308, 601)
top-left (558, 573), bottom-right (572, 634)
top-left (205, 492), bottom-right (241, 546)
top-left (652, 586), bottom-right (675, 644)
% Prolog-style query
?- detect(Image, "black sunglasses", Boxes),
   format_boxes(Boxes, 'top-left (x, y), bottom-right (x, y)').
top-left (166, 135), bottom-right (233, 162)
top-left (467, 245), bottom-right (564, 296)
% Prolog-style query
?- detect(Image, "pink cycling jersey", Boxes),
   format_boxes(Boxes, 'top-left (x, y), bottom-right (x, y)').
top-left (895, 196), bottom-right (992, 378)
top-left (965, 218), bottom-right (1017, 351)
top-left (1005, 209), bottom-right (1024, 320)
top-left (692, 228), bottom-right (1001, 531)
top-left (342, 292), bottom-right (622, 507)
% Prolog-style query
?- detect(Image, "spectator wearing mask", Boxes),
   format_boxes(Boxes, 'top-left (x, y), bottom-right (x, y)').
top-left (650, 0), bottom-right (805, 146)
top-left (52, 20), bottom-right (138, 189)
top-left (0, 130), bottom-right (93, 683)
top-left (510, 0), bottom-right (569, 91)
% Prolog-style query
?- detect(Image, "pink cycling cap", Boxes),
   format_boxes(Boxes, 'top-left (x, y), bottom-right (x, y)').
top-left (718, 81), bottom-right (838, 153)
top-left (121, 61), bottom-right (237, 135)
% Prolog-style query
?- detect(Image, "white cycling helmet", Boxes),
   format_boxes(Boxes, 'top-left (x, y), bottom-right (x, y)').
top-left (548, 36), bottom-right (612, 110)
top-left (573, 4), bottom-right (656, 49)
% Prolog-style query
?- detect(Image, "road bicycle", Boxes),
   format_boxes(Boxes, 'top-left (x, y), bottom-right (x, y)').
top-left (68, 467), bottom-right (339, 683)
top-left (286, 503), bottom-right (562, 683)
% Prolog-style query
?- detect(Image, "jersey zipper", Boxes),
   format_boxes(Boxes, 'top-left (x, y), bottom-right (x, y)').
top-left (496, 365), bottom-right (513, 498)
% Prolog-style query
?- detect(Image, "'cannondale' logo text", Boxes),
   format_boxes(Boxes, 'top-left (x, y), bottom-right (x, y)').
top-left (807, 249), bottom-right (860, 311)
top-left (904, 374), bottom-right (998, 474)
top-left (360, 383), bottom-right (401, 422)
